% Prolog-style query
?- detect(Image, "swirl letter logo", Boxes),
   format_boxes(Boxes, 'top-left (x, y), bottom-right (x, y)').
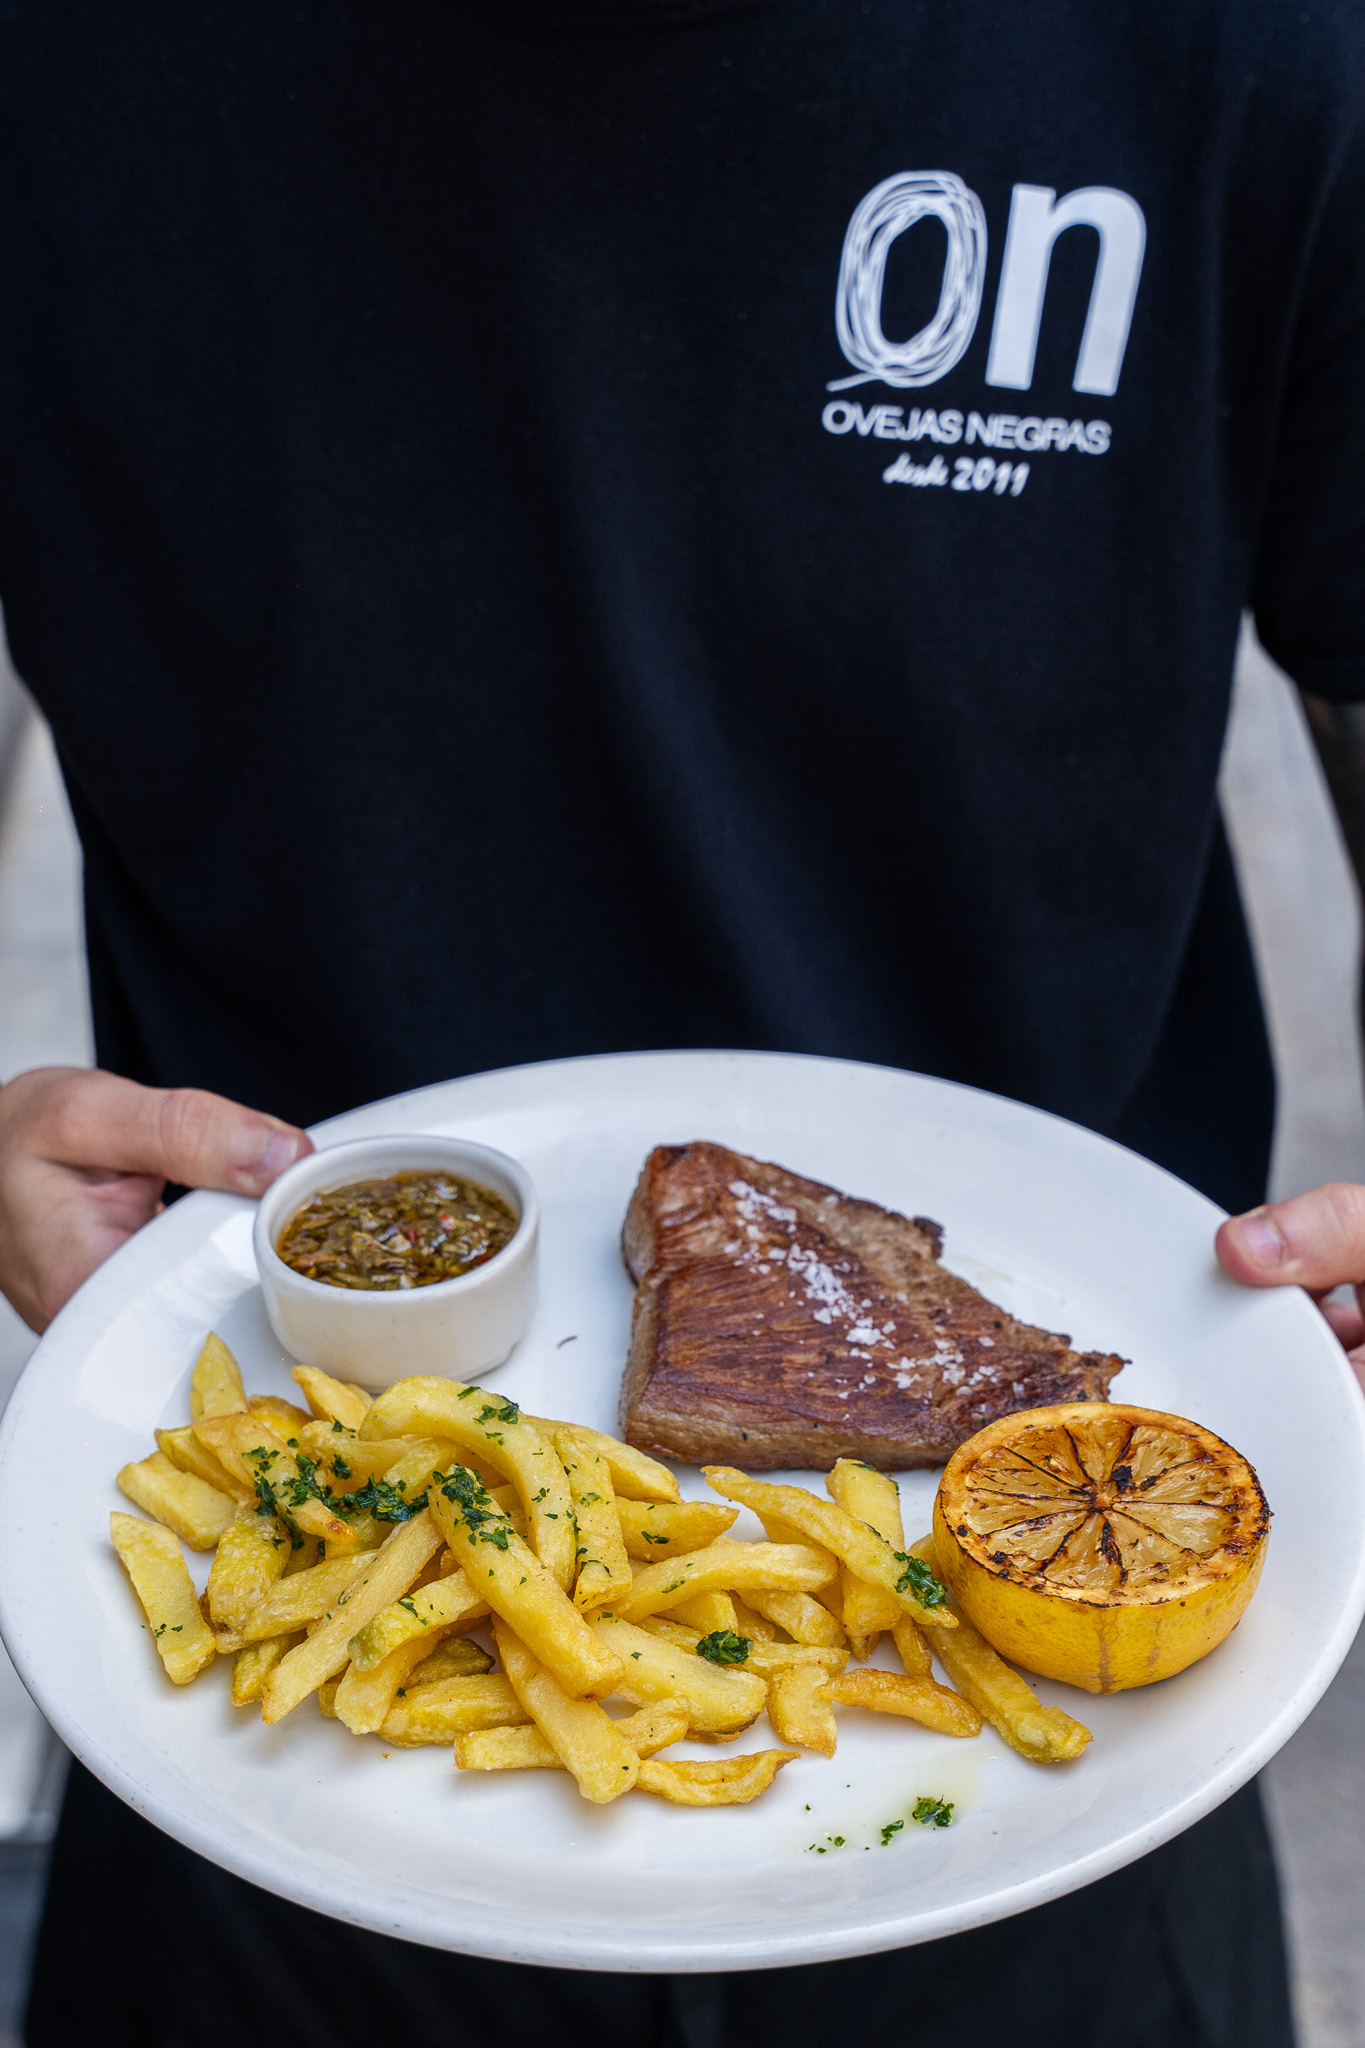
top-left (830, 171), bottom-right (987, 392)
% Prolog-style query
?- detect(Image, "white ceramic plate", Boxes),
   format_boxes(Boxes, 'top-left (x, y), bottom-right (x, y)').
top-left (1, 1050), bottom-right (1362, 1971)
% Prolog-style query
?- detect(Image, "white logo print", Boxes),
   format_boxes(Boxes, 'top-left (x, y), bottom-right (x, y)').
top-left (986, 185), bottom-right (1146, 396)
top-left (829, 171), bottom-right (1146, 398)
top-left (829, 171), bottom-right (988, 391)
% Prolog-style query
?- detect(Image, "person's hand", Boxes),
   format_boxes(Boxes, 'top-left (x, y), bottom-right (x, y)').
top-left (1216, 1183), bottom-right (1365, 1391)
top-left (0, 1066), bottom-right (312, 1333)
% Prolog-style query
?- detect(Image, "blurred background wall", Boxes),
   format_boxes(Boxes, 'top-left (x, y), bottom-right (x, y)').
top-left (0, 624), bottom-right (1361, 2046)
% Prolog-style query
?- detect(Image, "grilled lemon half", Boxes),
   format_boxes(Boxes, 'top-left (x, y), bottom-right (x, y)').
top-left (932, 1402), bottom-right (1269, 1694)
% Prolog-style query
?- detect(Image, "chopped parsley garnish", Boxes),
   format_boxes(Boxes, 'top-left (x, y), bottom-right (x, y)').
top-left (695, 1630), bottom-right (751, 1666)
top-left (641, 1530), bottom-right (670, 1545)
top-left (330, 1455), bottom-right (352, 1479)
top-left (439, 1464), bottom-right (512, 1549)
top-left (894, 1554), bottom-right (948, 1608)
top-left (879, 1820), bottom-right (904, 1846)
top-left (912, 1797), bottom-right (954, 1829)
top-left (477, 1397), bottom-right (520, 1427)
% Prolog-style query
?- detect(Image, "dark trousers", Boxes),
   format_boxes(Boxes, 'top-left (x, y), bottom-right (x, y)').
top-left (27, 1761), bottom-right (1293, 2048)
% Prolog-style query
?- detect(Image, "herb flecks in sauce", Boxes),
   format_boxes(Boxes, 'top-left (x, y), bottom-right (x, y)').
top-left (277, 1171), bottom-right (516, 1290)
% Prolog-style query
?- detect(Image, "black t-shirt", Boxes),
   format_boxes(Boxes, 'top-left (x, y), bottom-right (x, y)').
top-left (0, 0), bottom-right (1363, 1214)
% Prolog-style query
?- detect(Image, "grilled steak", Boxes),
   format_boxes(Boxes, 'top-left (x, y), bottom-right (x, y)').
top-left (621, 1142), bottom-right (1124, 1470)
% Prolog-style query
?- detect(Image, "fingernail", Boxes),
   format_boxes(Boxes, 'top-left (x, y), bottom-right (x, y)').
top-left (256, 1129), bottom-right (306, 1186)
top-left (1236, 1211), bottom-right (1287, 1270)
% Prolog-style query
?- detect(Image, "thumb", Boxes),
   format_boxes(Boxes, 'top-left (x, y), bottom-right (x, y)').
top-left (1215, 1182), bottom-right (1365, 1293)
top-left (42, 1071), bottom-right (312, 1197)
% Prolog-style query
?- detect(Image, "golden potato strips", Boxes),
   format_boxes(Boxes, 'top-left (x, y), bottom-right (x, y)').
top-left (291, 1365), bottom-right (372, 1431)
top-left (318, 1676), bottom-right (341, 1718)
top-left (745, 1641), bottom-right (847, 1679)
top-left (346, 1569), bottom-right (487, 1671)
top-left (767, 1664), bottom-right (838, 1756)
top-left (616, 1542), bottom-right (834, 1624)
top-left (594, 1616), bottom-right (767, 1735)
top-left (381, 1675), bottom-right (528, 1745)
top-left (617, 1499), bottom-right (738, 1559)
top-left (637, 1752), bottom-right (797, 1806)
top-left (527, 1419), bottom-right (679, 1503)
top-left (552, 1428), bottom-right (632, 1612)
top-left (702, 1468), bottom-right (955, 1630)
top-left (207, 1508), bottom-right (287, 1632)
top-left (193, 1414), bottom-right (356, 1548)
top-left (456, 1724), bottom-right (561, 1771)
top-left (238, 1551), bottom-right (376, 1642)
top-left (826, 1458), bottom-right (904, 1651)
top-left (336, 1632), bottom-right (453, 1734)
top-left (729, 1595), bottom-right (777, 1642)
top-left (155, 1425), bottom-right (251, 1503)
top-left (406, 1636), bottom-right (494, 1687)
top-left (743, 1591), bottom-right (846, 1649)
top-left (363, 1378), bottom-right (575, 1586)
top-left (456, 1699), bottom-right (688, 1772)
top-left (429, 1469), bottom-right (622, 1699)
top-left (495, 1623), bottom-right (640, 1803)
top-left (825, 1668), bottom-right (982, 1738)
top-left (230, 1633), bottom-right (302, 1707)
top-left (670, 1591), bottom-right (738, 1636)
top-left (248, 1394), bottom-right (311, 1434)
top-left (110, 1512), bottom-right (217, 1684)
top-left (906, 1535), bottom-right (1091, 1762)
top-left (262, 1512), bottom-right (442, 1723)
top-left (117, 1451), bottom-right (237, 1551)
top-left (892, 1615), bottom-right (932, 1680)
top-left (188, 1332), bottom-right (247, 1421)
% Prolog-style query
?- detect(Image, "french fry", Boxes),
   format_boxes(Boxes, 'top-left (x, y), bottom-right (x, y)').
top-left (826, 1458), bottom-right (905, 1654)
top-left (156, 1424), bottom-right (251, 1503)
top-left (639, 1616), bottom-right (847, 1683)
top-left (616, 1541), bottom-right (835, 1624)
top-left (335, 1631), bottom-right (456, 1734)
top-left (380, 1674), bottom-right (528, 1745)
top-left (188, 1333), bottom-right (248, 1421)
top-left (552, 1428), bottom-right (632, 1613)
top-left (594, 1615), bottom-right (767, 1735)
top-left (206, 1507), bottom-right (288, 1632)
top-left (116, 1450), bottom-right (237, 1550)
top-left (262, 1512), bottom-right (443, 1723)
top-left (110, 1512), bottom-right (218, 1684)
top-left (729, 1595), bottom-right (777, 1642)
top-left (702, 1468), bottom-right (956, 1630)
top-left (248, 1394), bottom-right (311, 1434)
top-left (346, 1569), bottom-right (488, 1671)
top-left (670, 1592), bottom-right (738, 1636)
top-left (455, 1698), bottom-right (690, 1771)
top-left (495, 1623), bottom-right (640, 1803)
top-left (231, 1633), bottom-right (302, 1706)
top-left (406, 1636), bottom-right (494, 1687)
top-left (767, 1664), bottom-right (839, 1755)
top-left (616, 1499), bottom-right (736, 1558)
top-left (456, 1723), bottom-right (561, 1770)
top-left (429, 1468), bottom-right (623, 1699)
top-left (905, 1536), bottom-right (1091, 1762)
top-left (193, 1413), bottom-right (357, 1548)
top-left (363, 1379), bottom-right (576, 1586)
top-left (527, 1419), bottom-right (679, 1503)
top-left (637, 1752), bottom-right (798, 1805)
top-left (742, 1590), bottom-right (846, 1649)
top-left (229, 1550), bottom-right (375, 1645)
top-left (318, 1676), bottom-right (341, 1718)
top-left (826, 1667), bottom-right (983, 1736)
top-left (892, 1615), bottom-right (932, 1680)
top-left (292, 1365), bottom-right (372, 1431)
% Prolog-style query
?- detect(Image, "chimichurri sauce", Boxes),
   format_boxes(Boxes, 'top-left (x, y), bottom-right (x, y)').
top-left (277, 1171), bottom-right (517, 1290)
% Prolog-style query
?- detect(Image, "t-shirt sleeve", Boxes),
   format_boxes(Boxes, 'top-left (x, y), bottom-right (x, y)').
top-left (1251, 115), bottom-right (1365, 702)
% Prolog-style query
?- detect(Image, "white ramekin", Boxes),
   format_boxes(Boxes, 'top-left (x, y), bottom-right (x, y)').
top-left (252, 1134), bottom-right (538, 1391)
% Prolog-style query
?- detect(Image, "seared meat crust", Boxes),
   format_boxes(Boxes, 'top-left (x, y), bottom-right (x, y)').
top-left (621, 1142), bottom-right (1124, 1470)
